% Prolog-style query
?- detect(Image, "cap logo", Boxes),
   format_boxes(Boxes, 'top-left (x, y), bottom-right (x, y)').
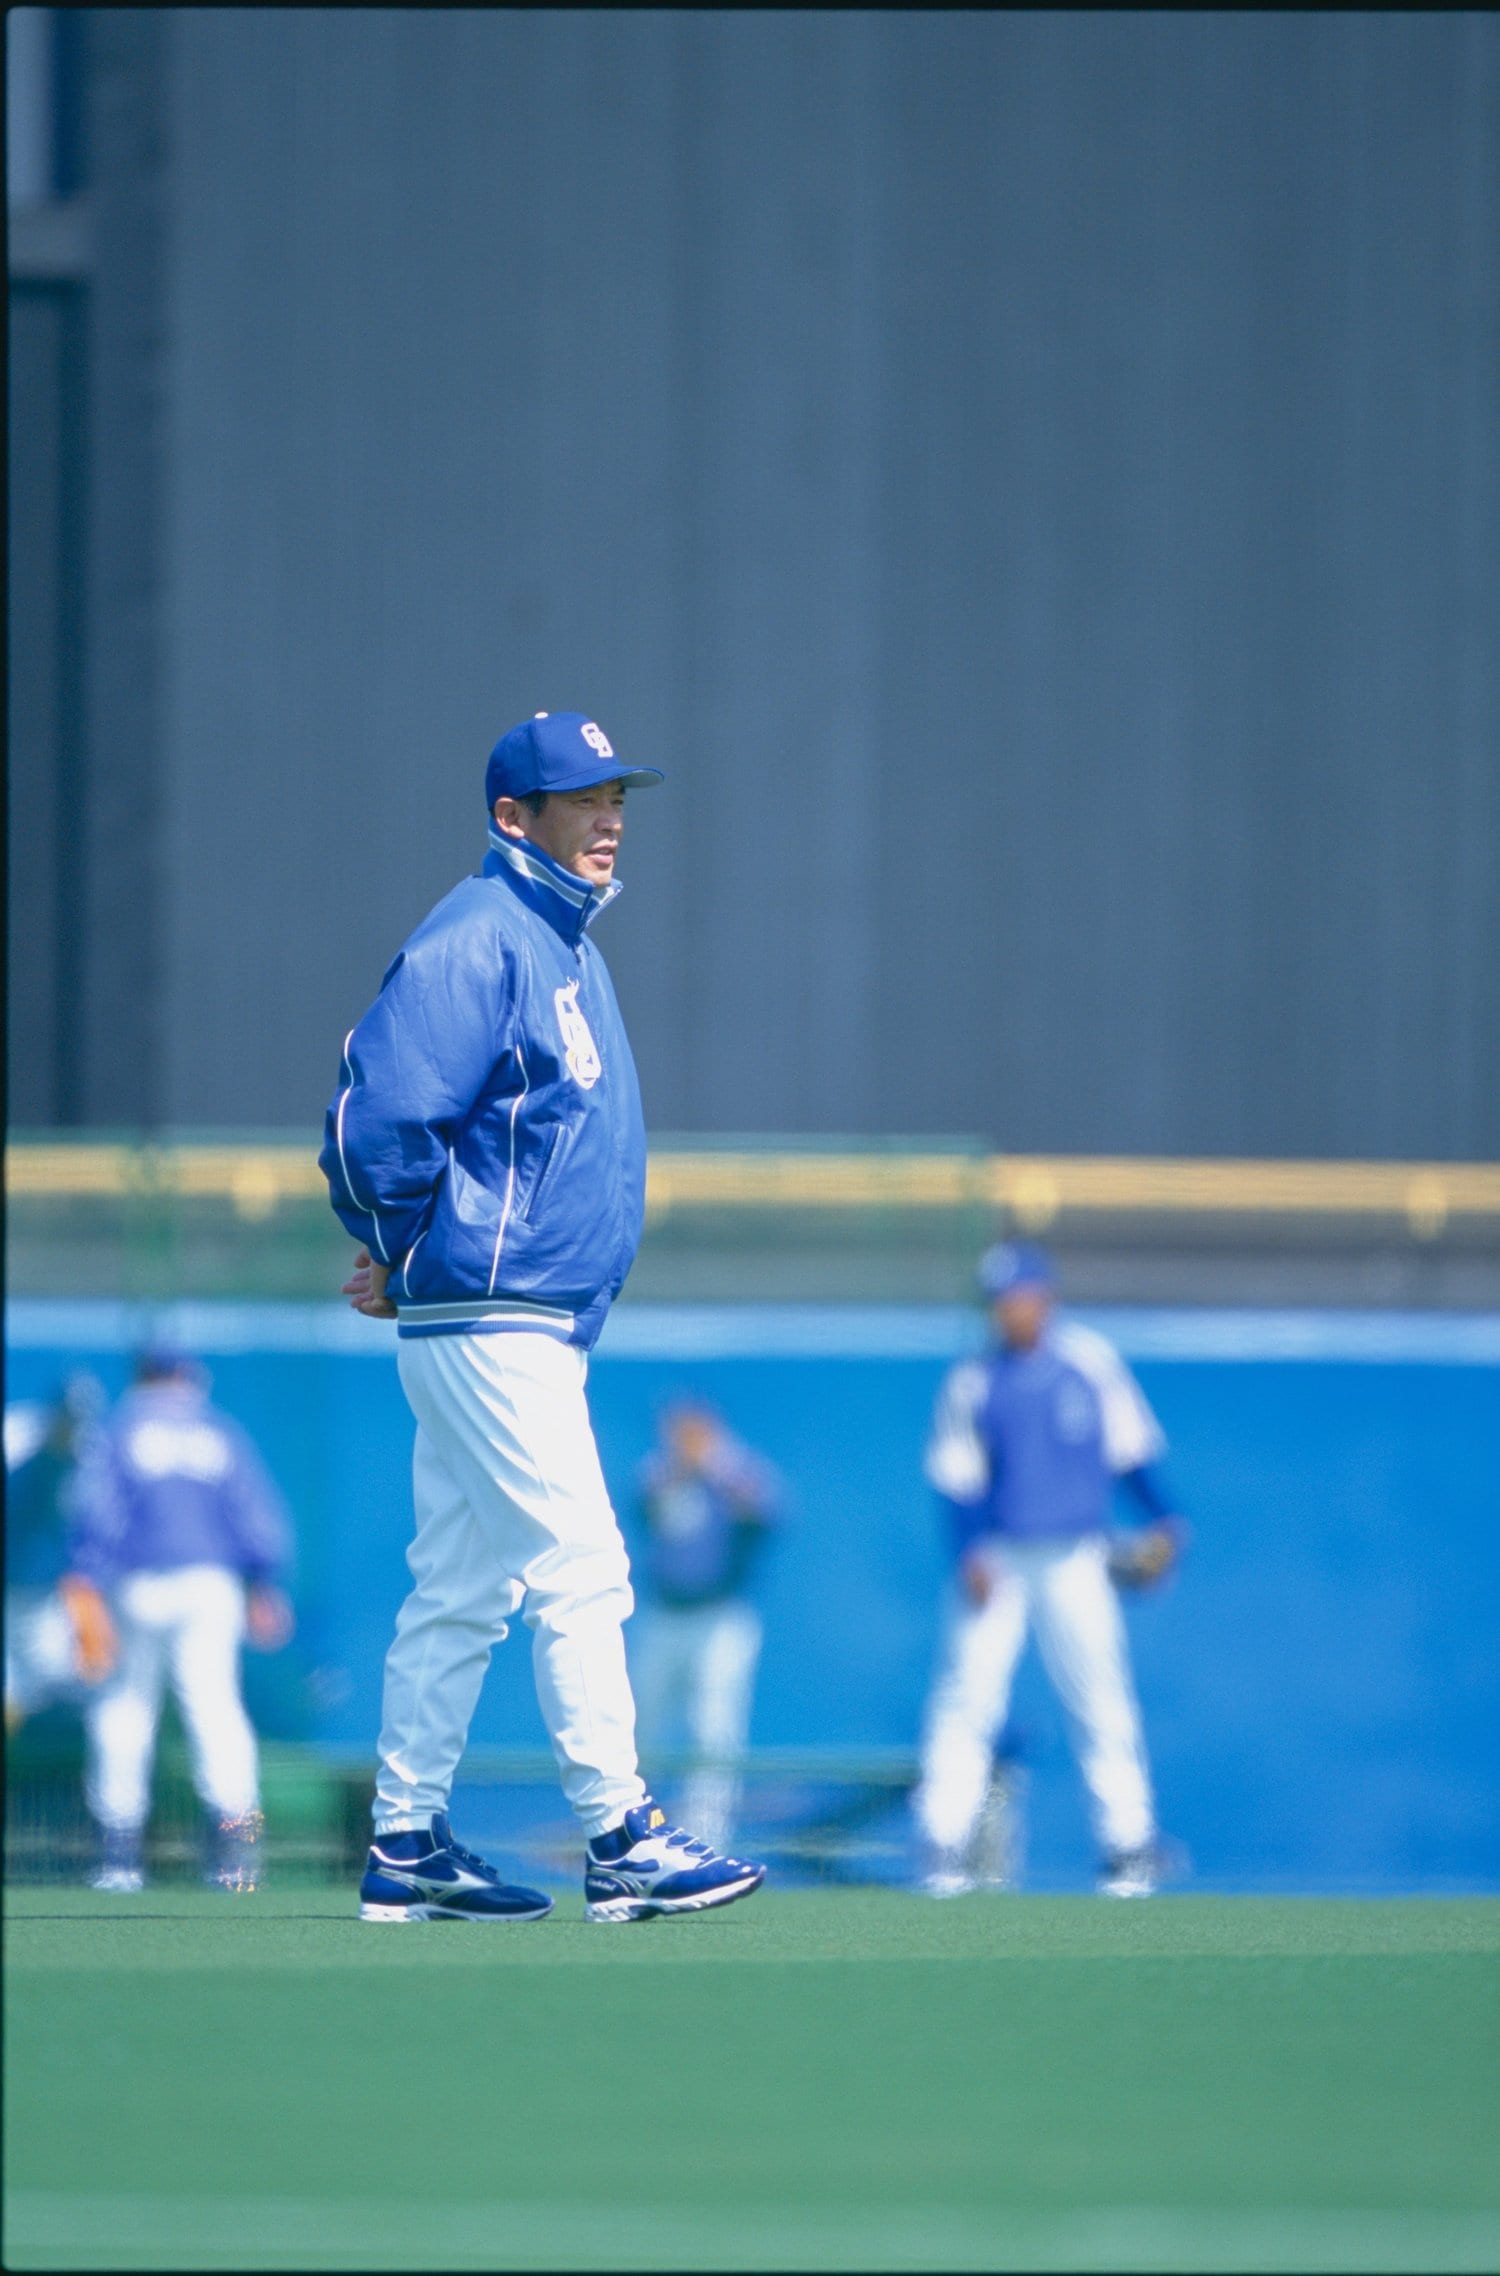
top-left (580, 722), bottom-right (614, 759)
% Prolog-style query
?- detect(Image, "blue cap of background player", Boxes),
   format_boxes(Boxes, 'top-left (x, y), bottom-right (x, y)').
top-left (485, 712), bottom-right (664, 809)
top-left (134, 1343), bottom-right (209, 1388)
top-left (977, 1241), bottom-right (1056, 1300)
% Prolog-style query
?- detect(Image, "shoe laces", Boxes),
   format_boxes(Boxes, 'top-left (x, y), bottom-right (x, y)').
top-left (444, 1833), bottom-right (494, 1876)
top-left (661, 1825), bottom-right (715, 1861)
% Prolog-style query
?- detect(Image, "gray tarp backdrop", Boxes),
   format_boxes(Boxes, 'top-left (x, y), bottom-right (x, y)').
top-left (9, 9), bottom-right (1499, 1151)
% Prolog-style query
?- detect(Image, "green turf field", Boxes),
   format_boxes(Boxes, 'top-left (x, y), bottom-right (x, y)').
top-left (4, 1887), bottom-right (1497, 2272)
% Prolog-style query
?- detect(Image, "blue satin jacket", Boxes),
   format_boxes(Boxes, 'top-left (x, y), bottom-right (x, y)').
top-left (319, 829), bottom-right (647, 1349)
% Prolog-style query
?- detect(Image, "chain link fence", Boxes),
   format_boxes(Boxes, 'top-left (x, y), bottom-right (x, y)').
top-left (10, 1133), bottom-right (1500, 1307)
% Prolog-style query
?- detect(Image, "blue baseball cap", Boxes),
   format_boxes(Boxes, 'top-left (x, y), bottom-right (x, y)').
top-left (485, 712), bottom-right (664, 809)
top-left (977, 1241), bottom-right (1057, 1300)
top-left (134, 1343), bottom-right (209, 1388)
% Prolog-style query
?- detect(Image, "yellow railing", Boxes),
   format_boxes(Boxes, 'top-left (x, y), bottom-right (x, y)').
top-left (8, 1141), bottom-right (1500, 1237)
top-left (4, 1144), bottom-right (322, 1217)
top-left (641, 1152), bottom-right (1500, 1236)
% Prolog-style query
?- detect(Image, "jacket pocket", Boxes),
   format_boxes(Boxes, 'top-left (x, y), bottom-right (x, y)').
top-left (395, 1227), bottom-right (431, 1299)
top-left (514, 1124), bottom-right (565, 1226)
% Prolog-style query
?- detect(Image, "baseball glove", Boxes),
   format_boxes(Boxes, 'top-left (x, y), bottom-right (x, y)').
top-left (1107, 1519), bottom-right (1187, 1591)
top-left (58, 1575), bottom-right (118, 1681)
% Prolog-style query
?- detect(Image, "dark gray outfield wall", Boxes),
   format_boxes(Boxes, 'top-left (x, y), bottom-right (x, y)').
top-left (12, 9), bottom-right (1500, 1152)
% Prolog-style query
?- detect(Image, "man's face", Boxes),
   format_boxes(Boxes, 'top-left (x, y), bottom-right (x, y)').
top-left (494, 780), bottom-right (627, 886)
top-left (991, 1286), bottom-right (1053, 1351)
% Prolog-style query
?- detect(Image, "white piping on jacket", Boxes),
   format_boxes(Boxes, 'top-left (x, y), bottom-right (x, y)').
top-left (487, 1045), bottom-right (529, 1296)
top-left (336, 1029), bottom-right (388, 1263)
top-left (399, 1226), bottom-right (429, 1295)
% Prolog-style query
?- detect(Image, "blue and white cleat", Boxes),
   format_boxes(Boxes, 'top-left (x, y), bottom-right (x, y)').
top-left (584, 1800), bottom-right (766, 1923)
top-left (359, 1812), bottom-right (553, 1923)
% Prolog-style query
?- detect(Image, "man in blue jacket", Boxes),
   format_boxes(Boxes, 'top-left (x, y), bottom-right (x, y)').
top-left (66, 1349), bottom-right (296, 1893)
top-left (631, 1398), bottom-right (783, 1853)
top-left (914, 1242), bottom-right (1187, 1899)
top-left (321, 711), bottom-right (765, 1925)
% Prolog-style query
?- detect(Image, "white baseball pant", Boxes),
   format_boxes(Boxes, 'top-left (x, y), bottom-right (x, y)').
top-left (375, 1330), bottom-right (647, 1840)
top-left (631, 1599), bottom-right (762, 1853)
top-left (914, 1533), bottom-right (1155, 1862)
top-left (85, 1564), bottom-right (260, 1833)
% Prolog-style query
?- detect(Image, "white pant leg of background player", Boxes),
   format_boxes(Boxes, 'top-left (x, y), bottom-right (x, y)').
top-left (162, 1566), bottom-right (260, 1823)
top-left (375, 1426), bottom-right (525, 1828)
top-left (629, 1606), bottom-right (698, 1758)
top-left (87, 1567), bottom-right (260, 1832)
top-left (85, 1584), bottom-right (169, 1833)
top-left (391, 1331), bottom-right (647, 1838)
top-left (913, 1563), bottom-right (1030, 1861)
top-left (1029, 1535), bottom-right (1155, 1856)
top-left (680, 1601), bottom-right (762, 1853)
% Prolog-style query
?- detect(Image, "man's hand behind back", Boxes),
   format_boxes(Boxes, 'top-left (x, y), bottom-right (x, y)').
top-left (343, 1247), bottom-right (397, 1319)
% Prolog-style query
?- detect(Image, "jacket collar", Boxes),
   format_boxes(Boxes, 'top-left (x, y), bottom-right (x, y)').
top-left (991, 1325), bottom-right (1057, 1364)
top-left (483, 826), bottom-right (622, 946)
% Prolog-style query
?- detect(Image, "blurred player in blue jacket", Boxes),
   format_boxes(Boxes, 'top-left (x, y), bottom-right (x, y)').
top-left (631, 1400), bottom-right (782, 1854)
top-left (66, 1350), bottom-right (295, 1893)
top-left (915, 1243), bottom-right (1187, 1899)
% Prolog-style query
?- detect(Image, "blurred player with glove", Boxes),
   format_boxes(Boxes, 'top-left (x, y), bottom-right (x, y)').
top-left (66, 1348), bottom-right (295, 1893)
top-left (915, 1242), bottom-right (1187, 1898)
